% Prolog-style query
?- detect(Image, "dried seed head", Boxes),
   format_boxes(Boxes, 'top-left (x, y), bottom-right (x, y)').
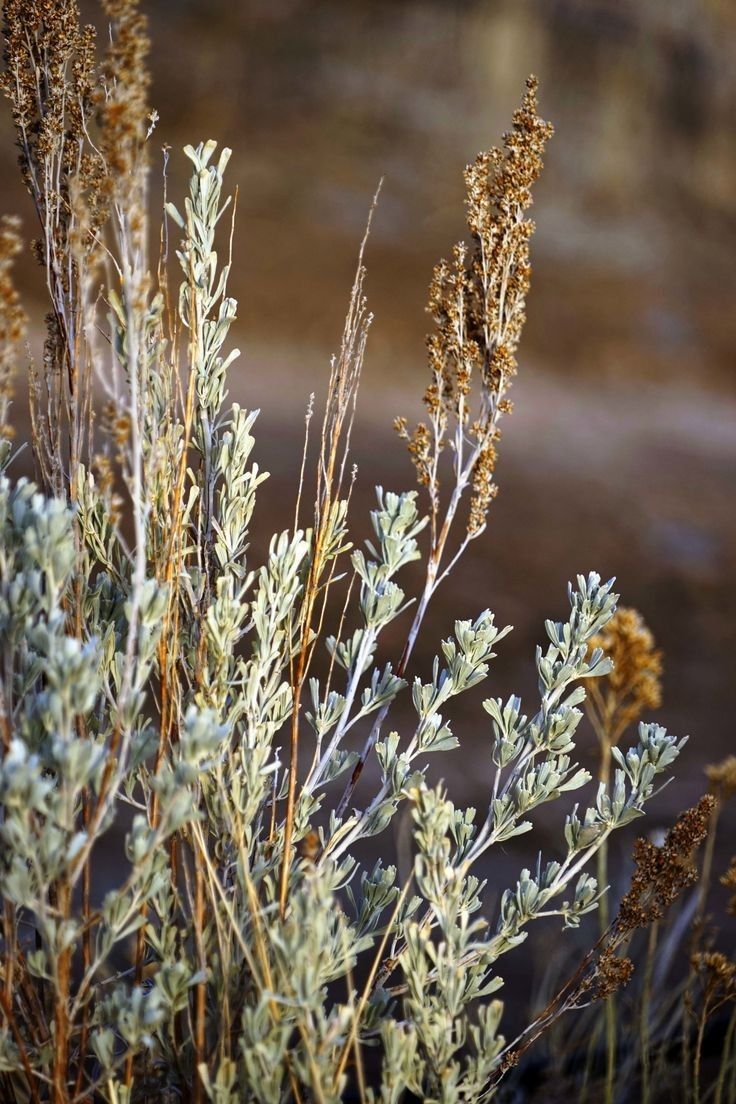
top-left (98, 0), bottom-right (152, 195)
top-left (587, 606), bottom-right (663, 745)
top-left (721, 856), bottom-right (736, 916)
top-left (617, 795), bottom-right (714, 933)
top-left (690, 951), bottom-right (736, 1007)
top-left (0, 1), bottom-right (153, 406)
top-left (467, 441), bottom-right (499, 536)
top-left (706, 755), bottom-right (736, 803)
top-left (0, 215), bottom-right (25, 438)
top-left (0, 0), bottom-right (109, 248)
top-left (398, 77), bottom-right (553, 536)
top-left (594, 949), bottom-right (634, 999)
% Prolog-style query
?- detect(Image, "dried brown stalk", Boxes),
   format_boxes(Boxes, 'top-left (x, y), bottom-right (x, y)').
top-left (0, 214), bottom-right (25, 443)
top-left (0, 0), bottom-right (109, 496)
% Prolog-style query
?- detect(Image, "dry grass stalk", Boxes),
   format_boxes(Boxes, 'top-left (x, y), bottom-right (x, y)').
top-left (279, 195), bottom-right (377, 915)
top-left (0, 214), bottom-right (25, 450)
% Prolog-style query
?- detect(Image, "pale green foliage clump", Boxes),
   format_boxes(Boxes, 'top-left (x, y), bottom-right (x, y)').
top-left (0, 29), bottom-right (685, 1102)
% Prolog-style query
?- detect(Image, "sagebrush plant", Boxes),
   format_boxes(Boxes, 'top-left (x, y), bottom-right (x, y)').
top-left (0, 3), bottom-right (692, 1102)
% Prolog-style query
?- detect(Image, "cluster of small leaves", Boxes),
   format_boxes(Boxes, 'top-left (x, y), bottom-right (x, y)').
top-left (322, 608), bottom-right (511, 864)
top-left (305, 488), bottom-right (427, 793)
top-left (358, 580), bottom-right (684, 1101)
top-left (0, 477), bottom-right (220, 1093)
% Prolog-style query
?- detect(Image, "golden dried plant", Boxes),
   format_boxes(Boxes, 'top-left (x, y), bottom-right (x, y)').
top-left (721, 856), bottom-right (736, 915)
top-left (583, 606), bottom-right (663, 1104)
top-left (705, 754), bottom-right (736, 804)
top-left (0, 214), bottom-right (25, 443)
top-left (0, 0), bottom-right (151, 497)
top-left (396, 75), bottom-right (553, 542)
top-left (586, 606), bottom-right (663, 751)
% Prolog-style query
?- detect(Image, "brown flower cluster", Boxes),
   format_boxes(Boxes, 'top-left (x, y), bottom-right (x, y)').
top-left (1, 0), bottom-right (150, 242)
top-left (590, 798), bottom-right (714, 1000)
top-left (495, 799), bottom-right (715, 1078)
top-left (1, 0), bottom-right (152, 496)
top-left (721, 857), bottom-right (736, 916)
top-left (705, 755), bottom-right (736, 803)
top-left (0, 215), bottom-right (25, 437)
top-left (587, 606), bottom-right (663, 747)
top-left (690, 951), bottom-right (736, 1011)
top-left (468, 440), bottom-right (499, 535)
top-left (397, 76), bottom-right (553, 537)
top-left (1, 1), bottom-right (108, 492)
top-left (594, 948), bottom-right (635, 1000)
top-left (98, 0), bottom-right (153, 203)
top-left (616, 796), bottom-right (714, 933)
top-left (0, 0), bottom-right (109, 254)
top-left (464, 78), bottom-right (553, 394)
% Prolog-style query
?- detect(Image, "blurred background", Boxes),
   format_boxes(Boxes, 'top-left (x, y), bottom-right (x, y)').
top-left (2, 0), bottom-right (735, 1012)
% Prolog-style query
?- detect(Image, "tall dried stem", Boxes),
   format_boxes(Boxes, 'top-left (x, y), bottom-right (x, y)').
top-left (278, 191), bottom-right (378, 915)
